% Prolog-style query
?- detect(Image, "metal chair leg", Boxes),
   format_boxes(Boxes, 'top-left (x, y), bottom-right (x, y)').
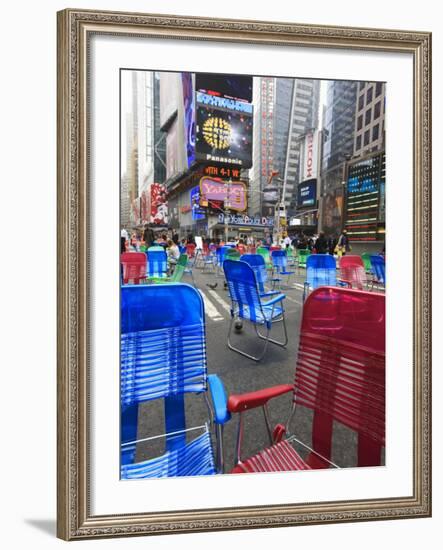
top-left (227, 316), bottom-right (270, 362)
top-left (254, 313), bottom-right (288, 347)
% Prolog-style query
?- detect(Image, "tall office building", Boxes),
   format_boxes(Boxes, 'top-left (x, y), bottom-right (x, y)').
top-left (319, 80), bottom-right (358, 236)
top-left (283, 79), bottom-right (320, 215)
top-left (153, 72), bottom-right (167, 185)
top-left (342, 81), bottom-right (386, 245)
top-left (353, 81), bottom-right (386, 157)
top-left (249, 77), bottom-right (319, 218)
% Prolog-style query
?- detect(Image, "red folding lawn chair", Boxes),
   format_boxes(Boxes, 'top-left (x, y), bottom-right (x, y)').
top-left (339, 255), bottom-right (368, 290)
top-left (227, 286), bottom-right (385, 473)
top-left (121, 252), bottom-right (147, 284)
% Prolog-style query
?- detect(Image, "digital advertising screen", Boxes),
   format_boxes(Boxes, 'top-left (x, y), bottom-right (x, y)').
top-left (195, 105), bottom-right (253, 168)
top-left (190, 186), bottom-right (205, 220)
top-left (195, 73), bottom-right (253, 103)
top-left (297, 179), bottom-right (317, 208)
top-left (345, 153), bottom-right (385, 241)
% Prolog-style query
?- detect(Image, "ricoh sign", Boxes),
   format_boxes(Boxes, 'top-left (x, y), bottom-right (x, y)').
top-left (302, 131), bottom-right (319, 182)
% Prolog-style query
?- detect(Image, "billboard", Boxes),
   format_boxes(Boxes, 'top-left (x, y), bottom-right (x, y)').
top-left (130, 198), bottom-right (141, 226)
top-left (190, 186), bottom-right (205, 220)
top-left (181, 72), bottom-right (196, 168)
top-left (159, 72), bottom-right (180, 129)
top-left (166, 118), bottom-right (180, 180)
top-left (301, 131), bottom-right (320, 182)
top-left (297, 179), bottom-right (317, 208)
top-left (345, 154), bottom-right (384, 241)
top-left (195, 105), bottom-right (253, 168)
top-left (195, 73), bottom-right (253, 102)
top-left (149, 183), bottom-right (168, 225)
top-left (199, 177), bottom-right (247, 212)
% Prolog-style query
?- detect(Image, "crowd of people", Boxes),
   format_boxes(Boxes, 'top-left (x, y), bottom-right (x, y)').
top-left (121, 224), bottom-right (384, 263)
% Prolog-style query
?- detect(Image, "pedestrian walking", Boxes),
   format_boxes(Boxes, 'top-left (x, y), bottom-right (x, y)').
top-left (143, 224), bottom-right (155, 248)
top-left (282, 233), bottom-right (292, 249)
top-left (166, 239), bottom-right (180, 272)
top-left (315, 231), bottom-right (328, 254)
top-left (337, 229), bottom-right (351, 257)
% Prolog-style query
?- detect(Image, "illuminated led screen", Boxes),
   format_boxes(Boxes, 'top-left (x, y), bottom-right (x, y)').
top-left (195, 105), bottom-right (253, 168)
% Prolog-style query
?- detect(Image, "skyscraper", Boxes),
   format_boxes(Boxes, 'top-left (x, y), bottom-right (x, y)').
top-left (283, 79), bottom-right (320, 215)
top-left (319, 80), bottom-right (358, 236)
top-left (353, 81), bottom-right (386, 157)
top-left (249, 77), bottom-right (319, 219)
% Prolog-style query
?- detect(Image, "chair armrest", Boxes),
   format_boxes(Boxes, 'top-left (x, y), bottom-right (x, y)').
top-left (207, 374), bottom-right (231, 425)
top-left (228, 384), bottom-right (293, 413)
top-left (261, 293), bottom-right (286, 307)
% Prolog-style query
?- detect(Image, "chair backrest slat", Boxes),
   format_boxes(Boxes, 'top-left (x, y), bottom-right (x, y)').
top-left (370, 255), bottom-right (386, 284)
top-left (306, 254), bottom-right (337, 289)
top-left (339, 255), bottom-right (367, 290)
top-left (147, 249), bottom-right (168, 278)
top-left (241, 254), bottom-right (268, 294)
top-left (121, 252), bottom-right (147, 284)
top-left (121, 284), bottom-right (207, 406)
top-left (293, 287), bottom-right (385, 466)
top-left (223, 260), bottom-right (262, 320)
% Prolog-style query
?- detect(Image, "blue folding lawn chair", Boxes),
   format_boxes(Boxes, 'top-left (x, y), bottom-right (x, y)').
top-left (369, 255), bottom-right (386, 290)
top-left (271, 249), bottom-right (296, 289)
top-left (215, 245), bottom-right (231, 276)
top-left (146, 247), bottom-right (168, 282)
top-left (120, 284), bottom-right (230, 478)
top-left (241, 254), bottom-right (280, 298)
top-left (303, 254), bottom-right (342, 301)
top-left (223, 259), bottom-right (288, 361)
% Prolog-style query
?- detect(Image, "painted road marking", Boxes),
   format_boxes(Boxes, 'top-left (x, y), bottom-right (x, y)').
top-left (208, 290), bottom-right (231, 315)
top-left (285, 295), bottom-right (302, 306)
top-left (198, 290), bottom-right (223, 321)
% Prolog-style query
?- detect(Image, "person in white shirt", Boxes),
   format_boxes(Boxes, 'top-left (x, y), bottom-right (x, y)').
top-left (167, 239), bottom-right (180, 271)
top-left (282, 234), bottom-right (292, 249)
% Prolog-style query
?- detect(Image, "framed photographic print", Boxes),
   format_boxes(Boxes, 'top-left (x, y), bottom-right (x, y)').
top-left (57, 8), bottom-right (431, 540)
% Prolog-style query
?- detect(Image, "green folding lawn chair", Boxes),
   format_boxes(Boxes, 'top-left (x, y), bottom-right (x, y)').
top-left (297, 249), bottom-right (311, 269)
top-left (151, 254), bottom-right (188, 284)
top-left (256, 247), bottom-right (273, 271)
top-left (361, 252), bottom-right (373, 273)
top-left (225, 248), bottom-right (241, 261)
top-left (286, 247), bottom-right (296, 267)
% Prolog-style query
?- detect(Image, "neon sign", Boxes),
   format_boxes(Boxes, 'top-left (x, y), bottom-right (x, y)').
top-left (199, 177), bottom-right (247, 212)
top-left (196, 91), bottom-right (253, 114)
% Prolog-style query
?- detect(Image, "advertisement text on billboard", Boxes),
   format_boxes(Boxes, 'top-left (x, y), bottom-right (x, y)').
top-left (195, 106), bottom-right (253, 168)
top-left (199, 177), bottom-right (247, 212)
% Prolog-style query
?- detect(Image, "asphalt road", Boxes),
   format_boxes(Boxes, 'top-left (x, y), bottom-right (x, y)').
top-left (135, 259), bottom-right (383, 474)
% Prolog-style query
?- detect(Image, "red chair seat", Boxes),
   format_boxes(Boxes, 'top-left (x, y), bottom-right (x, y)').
top-left (230, 440), bottom-right (311, 474)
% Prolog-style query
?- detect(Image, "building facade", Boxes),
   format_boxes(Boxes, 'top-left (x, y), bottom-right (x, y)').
top-left (319, 80), bottom-right (358, 237)
top-left (353, 81), bottom-right (386, 157)
top-left (249, 77), bottom-right (320, 222)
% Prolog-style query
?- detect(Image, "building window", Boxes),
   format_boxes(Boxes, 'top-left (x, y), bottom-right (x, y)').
top-left (364, 130), bottom-right (370, 146)
top-left (366, 87), bottom-right (373, 103)
top-left (365, 109), bottom-right (372, 125)
top-left (359, 81), bottom-right (366, 91)
top-left (356, 134), bottom-right (362, 150)
top-left (376, 82), bottom-right (383, 96)
top-left (358, 94), bottom-right (364, 111)
top-left (372, 124), bottom-right (379, 141)
top-left (374, 101), bottom-right (381, 119)
top-left (357, 115), bottom-right (363, 130)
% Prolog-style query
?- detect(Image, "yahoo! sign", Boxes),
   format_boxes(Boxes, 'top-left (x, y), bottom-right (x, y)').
top-left (199, 177), bottom-right (247, 212)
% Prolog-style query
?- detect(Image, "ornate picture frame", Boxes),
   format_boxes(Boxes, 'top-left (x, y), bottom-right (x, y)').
top-left (57, 8), bottom-right (431, 540)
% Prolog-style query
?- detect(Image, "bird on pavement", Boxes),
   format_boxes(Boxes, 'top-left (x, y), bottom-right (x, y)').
top-left (206, 282), bottom-right (218, 290)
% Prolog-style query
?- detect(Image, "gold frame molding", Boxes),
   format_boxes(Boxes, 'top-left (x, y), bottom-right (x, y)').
top-left (57, 8), bottom-right (431, 540)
